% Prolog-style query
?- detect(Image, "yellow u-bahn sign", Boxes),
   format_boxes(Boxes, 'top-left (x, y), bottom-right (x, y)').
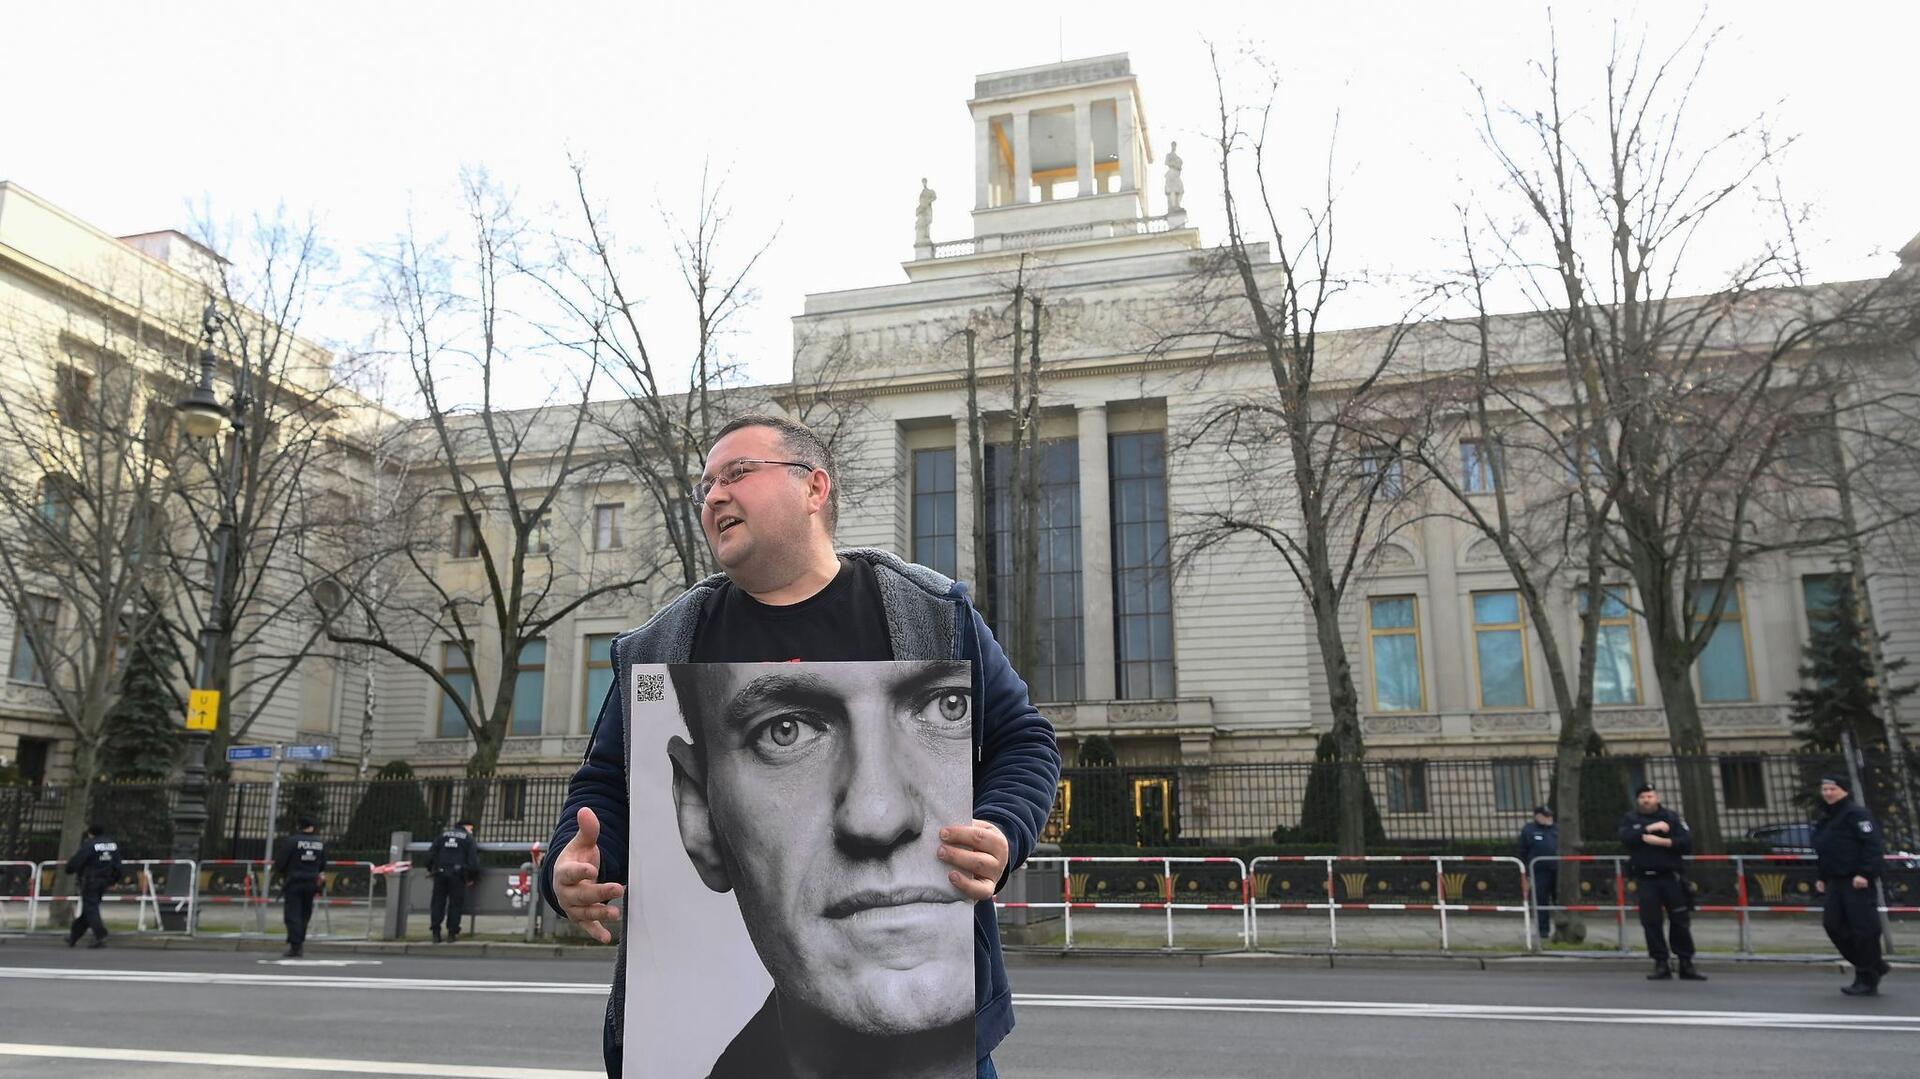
top-left (186, 689), bottom-right (221, 731)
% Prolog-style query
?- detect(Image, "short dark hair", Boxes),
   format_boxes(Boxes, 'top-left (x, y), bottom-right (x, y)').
top-left (86, 823), bottom-right (106, 837)
top-left (297, 817), bottom-right (318, 831)
top-left (710, 414), bottom-right (837, 534)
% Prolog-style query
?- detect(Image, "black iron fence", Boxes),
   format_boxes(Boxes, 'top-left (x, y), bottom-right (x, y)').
top-left (3, 752), bottom-right (1913, 863)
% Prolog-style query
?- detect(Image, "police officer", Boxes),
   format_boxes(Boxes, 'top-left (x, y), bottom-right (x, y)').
top-left (1618, 783), bottom-right (1705, 981)
top-left (273, 817), bottom-right (329, 958)
top-left (64, 823), bottom-right (123, 949)
top-left (1812, 773), bottom-right (1889, 996)
top-left (427, 818), bottom-right (480, 943)
top-left (1518, 805), bottom-right (1559, 943)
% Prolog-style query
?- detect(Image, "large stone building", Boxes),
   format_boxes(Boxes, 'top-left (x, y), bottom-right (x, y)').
top-left (8, 56), bottom-right (1920, 825)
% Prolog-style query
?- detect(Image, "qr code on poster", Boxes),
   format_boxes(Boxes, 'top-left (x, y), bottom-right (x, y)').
top-left (635, 673), bottom-right (666, 703)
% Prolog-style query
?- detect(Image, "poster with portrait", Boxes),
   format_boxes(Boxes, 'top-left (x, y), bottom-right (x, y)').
top-left (624, 661), bottom-right (977, 1079)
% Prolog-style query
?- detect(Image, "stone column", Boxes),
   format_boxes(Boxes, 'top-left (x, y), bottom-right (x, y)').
top-left (974, 116), bottom-right (992, 209)
top-left (1012, 108), bottom-right (1033, 205)
top-left (1115, 95), bottom-right (1138, 194)
top-left (950, 412), bottom-right (977, 588)
top-left (1078, 404), bottom-right (1116, 701)
top-left (1074, 102), bottom-right (1095, 197)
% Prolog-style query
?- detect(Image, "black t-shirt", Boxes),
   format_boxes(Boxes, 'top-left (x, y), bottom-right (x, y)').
top-left (690, 556), bottom-right (893, 663)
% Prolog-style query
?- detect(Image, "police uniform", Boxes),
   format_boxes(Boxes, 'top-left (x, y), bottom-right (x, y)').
top-left (1618, 794), bottom-right (1705, 980)
top-left (64, 829), bottom-right (123, 948)
top-left (427, 823), bottom-right (480, 942)
top-left (1517, 808), bottom-right (1559, 941)
top-left (1812, 773), bottom-right (1888, 995)
top-left (273, 826), bottom-right (329, 957)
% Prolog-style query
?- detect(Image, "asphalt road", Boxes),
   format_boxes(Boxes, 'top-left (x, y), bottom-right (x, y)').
top-left (0, 943), bottom-right (1914, 1077)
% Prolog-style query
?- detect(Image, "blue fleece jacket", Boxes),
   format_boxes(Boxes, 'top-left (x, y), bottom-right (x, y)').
top-left (540, 549), bottom-right (1061, 1068)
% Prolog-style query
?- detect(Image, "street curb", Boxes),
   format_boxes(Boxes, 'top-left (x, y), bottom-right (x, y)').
top-left (0, 934), bottom-right (616, 959)
top-left (1005, 949), bottom-right (1894, 973)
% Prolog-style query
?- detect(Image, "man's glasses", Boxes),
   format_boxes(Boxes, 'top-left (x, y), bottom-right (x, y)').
top-left (690, 459), bottom-right (816, 507)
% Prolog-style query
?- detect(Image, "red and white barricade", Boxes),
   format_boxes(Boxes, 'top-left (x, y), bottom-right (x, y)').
top-left (995, 856), bottom-right (1249, 950)
top-left (0, 860), bottom-right (38, 931)
top-left (27, 859), bottom-right (198, 936)
top-left (1248, 855), bottom-right (1532, 952)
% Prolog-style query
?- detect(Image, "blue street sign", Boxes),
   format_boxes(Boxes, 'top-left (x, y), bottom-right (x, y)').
top-left (226, 746), bottom-right (273, 761)
top-left (285, 745), bottom-right (332, 762)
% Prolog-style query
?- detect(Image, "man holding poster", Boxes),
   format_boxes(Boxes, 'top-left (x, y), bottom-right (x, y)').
top-left (541, 415), bottom-right (1061, 1078)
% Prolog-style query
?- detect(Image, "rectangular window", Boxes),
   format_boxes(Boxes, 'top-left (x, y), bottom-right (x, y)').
top-left (1802, 573), bottom-right (1846, 638)
top-left (1492, 760), bottom-right (1537, 813)
top-left (438, 641), bottom-right (475, 738)
top-left (527, 511), bottom-right (553, 555)
top-left (1385, 762), bottom-right (1430, 814)
top-left (1361, 452), bottom-right (1406, 498)
top-left (511, 639), bottom-right (546, 737)
top-left (1472, 590), bottom-right (1531, 708)
top-left (593, 504), bottom-right (623, 551)
top-left (498, 778), bottom-right (528, 822)
top-left (583, 633), bottom-right (615, 732)
top-left (1720, 757), bottom-right (1767, 811)
top-left (1111, 432), bottom-right (1174, 699)
top-left (56, 366), bottom-right (92, 430)
top-left (1692, 581), bottom-right (1753, 702)
top-left (1368, 596), bottom-right (1425, 712)
top-left (451, 514), bottom-right (481, 559)
top-left (985, 440), bottom-right (1082, 702)
top-left (1583, 586), bottom-right (1640, 706)
top-left (911, 448), bottom-right (958, 579)
top-left (1461, 438), bottom-right (1498, 493)
top-left (8, 594), bottom-right (59, 684)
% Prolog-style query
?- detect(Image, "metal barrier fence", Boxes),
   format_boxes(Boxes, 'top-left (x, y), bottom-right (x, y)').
top-left (1248, 856), bottom-right (1533, 951)
top-left (1528, 854), bottom-right (1920, 955)
top-left (994, 857), bottom-right (1250, 950)
top-left (24, 859), bottom-right (199, 936)
top-left (0, 859), bottom-right (38, 930)
top-left (9, 751), bottom-right (1916, 862)
top-left (192, 859), bottom-right (380, 940)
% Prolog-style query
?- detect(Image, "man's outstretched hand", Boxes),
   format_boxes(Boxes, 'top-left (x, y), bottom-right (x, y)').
top-left (939, 820), bottom-right (1009, 902)
top-left (553, 807), bottom-right (624, 944)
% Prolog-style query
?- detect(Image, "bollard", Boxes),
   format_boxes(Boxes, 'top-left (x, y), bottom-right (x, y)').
top-left (382, 831), bottom-right (412, 940)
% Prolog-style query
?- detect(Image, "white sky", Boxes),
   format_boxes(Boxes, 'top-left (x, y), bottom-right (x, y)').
top-left (4, 1), bottom-right (1915, 411)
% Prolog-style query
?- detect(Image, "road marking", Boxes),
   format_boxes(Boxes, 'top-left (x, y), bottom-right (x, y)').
top-left (1016, 993), bottom-right (1920, 1033)
top-left (0, 1043), bottom-right (601, 1077)
top-left (4, 966), bottom-right (1916, 1035)
top-left (256, 959), bottom-right (387, 967)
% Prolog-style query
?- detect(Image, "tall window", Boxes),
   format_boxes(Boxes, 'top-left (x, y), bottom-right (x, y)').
top-left (55, 366), bottom-right (92, 429)
top-left (451, 514), bottom-right (481, 559)
top-left (1472, 591), bottom-right (1531, 708)
top-left (583, 633), bottom-right (615, 731)
top-left (527, 511), bottom-right (553, 555)
top-left (1368, 596), bottom-right (1425, 712)
top-left (1802, 573), bottom-right (1846, 638)
top-left (1720, 757), bottom-right (1767, 810)
top-left (1492, 760), bottom-right (1537, 813)
top-left (1385, 761), bottom-right (1430, 813)
top-left (1692, 581), bottom-right (1753, 702)
top-left (1461, 438), bottom-right (1499, 493)
top-left (438, 642), bottom-right (475, 738)
top-left (511, 639), bottom-right (545, 736)
top-left (37, 475), bottom-right (73, 536)
top-left (1360, 451), bottom-right (1406, 498)
top-left (593, 504), bottom-right (623, 551)
top-left (1112, 432), bottom-right (1174, 699)
top-left (8, 594), bottom-right (59, 684)
top-left (911, 448), bottom-right (957, 579)
top-left (985, 440), bottom-right (1082, 702)
top-left (1584, 585), bottom-right (1640, 705)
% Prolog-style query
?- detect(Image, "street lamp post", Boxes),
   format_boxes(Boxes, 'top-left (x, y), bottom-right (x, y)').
top-left (165, 299), bottom-right (247, 929)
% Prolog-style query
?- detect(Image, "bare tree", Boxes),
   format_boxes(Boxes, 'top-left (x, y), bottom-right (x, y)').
top-left (334, 174), bottom-right (659, 820)
top-left (1166, 45), bottom-right (1436, 855)
top-left (1470, 21), bottom-right (1914, 849)
top-left (0, 298), bottom-right (178, 864)
top-left (162, 213), bottom-right (370, 796)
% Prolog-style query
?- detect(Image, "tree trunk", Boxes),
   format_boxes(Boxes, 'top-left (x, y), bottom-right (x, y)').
top-left (1549, 740), bottom-right (1585, 943)
top-left (57, 734), bottom-right (101, 894)
top-left (1308, 593), bottom-right (1369, 856)
top-left (1648, 643), bottom-right (1724, 852)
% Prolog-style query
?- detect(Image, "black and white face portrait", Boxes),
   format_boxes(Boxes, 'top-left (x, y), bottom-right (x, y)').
top-left (625, 661), bottom-right (976, 1079)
